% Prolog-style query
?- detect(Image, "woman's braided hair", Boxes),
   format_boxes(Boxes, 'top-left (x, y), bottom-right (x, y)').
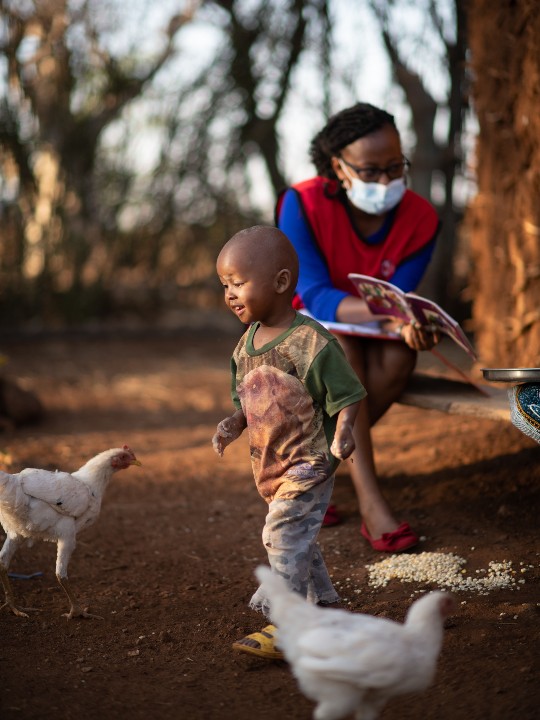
top-left (309, 102), bottom-right (397, 179)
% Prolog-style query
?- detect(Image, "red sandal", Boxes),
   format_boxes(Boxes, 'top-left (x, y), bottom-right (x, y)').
top-left (322, 504), bottom-right (341, 527)
top-left (361, 521), bottom-right (418, 552)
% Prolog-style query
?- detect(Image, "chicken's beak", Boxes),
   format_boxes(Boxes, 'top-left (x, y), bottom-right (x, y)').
top-left (130, 459), bottom-right (143, 467)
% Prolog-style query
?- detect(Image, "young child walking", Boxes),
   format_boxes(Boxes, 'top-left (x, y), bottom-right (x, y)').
top-left (212, 225), bottom-right (366, 660)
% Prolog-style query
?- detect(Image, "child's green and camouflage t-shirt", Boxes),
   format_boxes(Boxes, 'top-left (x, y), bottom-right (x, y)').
top-left (231, 312), bottom-right (366, 503)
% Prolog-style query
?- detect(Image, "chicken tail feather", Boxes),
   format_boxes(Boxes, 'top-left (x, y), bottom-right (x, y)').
top-left (0, 471), bottom-right (22, 509)
top-left (254, 565), bottom-right (314, 625)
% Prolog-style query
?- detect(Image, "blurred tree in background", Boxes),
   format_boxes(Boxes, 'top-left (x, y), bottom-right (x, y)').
top-left (368, 0), bottom-right (469, 313)
top-left (0, 0), bottom-right (196, 324)
top-left (0, 0), bottom-right (331, 326)
top-left (0, 0), bottom-right (538, 366)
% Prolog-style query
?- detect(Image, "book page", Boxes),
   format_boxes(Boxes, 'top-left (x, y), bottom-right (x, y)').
top-left (299, 310), bottom-right (400, 340)
top-left (348, 273), bottom-right (477, 360)
top-left (406, 294), bottom-right (477, 359)
top-left (348, 274), bottom-right (416, 323)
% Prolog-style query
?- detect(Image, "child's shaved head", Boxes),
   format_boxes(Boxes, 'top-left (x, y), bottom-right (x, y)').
top-left (219, 225), bottom-right (299, 290)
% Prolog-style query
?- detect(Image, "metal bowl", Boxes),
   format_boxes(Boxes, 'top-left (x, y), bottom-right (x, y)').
top-left (481, 368), bottom-right (540, 383)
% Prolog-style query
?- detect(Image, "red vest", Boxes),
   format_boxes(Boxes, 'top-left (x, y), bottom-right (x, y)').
top-left (279, 177), bottom-right (439, 301)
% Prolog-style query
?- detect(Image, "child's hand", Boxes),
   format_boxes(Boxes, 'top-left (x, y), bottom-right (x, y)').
top-left (212, 413), bottom-right (245, 456)
top-left (331, 404), bottom-right (359, 460)
top-left (330, 427), bottom-right (355, 460)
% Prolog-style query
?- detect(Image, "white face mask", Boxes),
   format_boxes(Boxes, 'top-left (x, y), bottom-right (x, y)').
top-left (339, 161), bottom-right (406, 215)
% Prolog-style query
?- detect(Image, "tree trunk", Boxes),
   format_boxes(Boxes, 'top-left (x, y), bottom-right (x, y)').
top-left (466, 0), bottom-right (540, 366)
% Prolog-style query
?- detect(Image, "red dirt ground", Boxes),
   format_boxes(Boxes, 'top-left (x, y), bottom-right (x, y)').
top-left (0, 326), bottom-right (538, 720)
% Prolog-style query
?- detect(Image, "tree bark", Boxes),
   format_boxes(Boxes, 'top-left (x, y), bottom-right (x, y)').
top-left (466, 0), bottom-right (540, 366)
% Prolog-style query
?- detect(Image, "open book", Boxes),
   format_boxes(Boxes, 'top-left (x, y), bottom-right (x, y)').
top-left (299, 312), bottom-right (401, 341)
top-left (348, 273), bottom-right (477, 360)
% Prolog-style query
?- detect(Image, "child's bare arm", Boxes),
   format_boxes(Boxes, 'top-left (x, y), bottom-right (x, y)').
top-left (212, 409), bottom-right (247, 456)
top-left (330, 401), bottom-right (360, 460)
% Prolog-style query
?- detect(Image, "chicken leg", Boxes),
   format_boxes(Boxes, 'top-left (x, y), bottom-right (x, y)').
top-left (55, 535), bottom-right (103, 620)
top-left (0, 564), bottom-right (31, 617)
top-left (0, 536), bottom-right (39, 617)
top-left (56, 574), bottom-right (103, 620)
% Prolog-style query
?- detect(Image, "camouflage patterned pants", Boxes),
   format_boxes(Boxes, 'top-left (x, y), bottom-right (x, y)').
top-left (249, 477), bottom-right (339, 618)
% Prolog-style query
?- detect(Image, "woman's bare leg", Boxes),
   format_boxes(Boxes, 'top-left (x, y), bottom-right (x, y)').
top-left (336, 335), bottom-right (417, 538)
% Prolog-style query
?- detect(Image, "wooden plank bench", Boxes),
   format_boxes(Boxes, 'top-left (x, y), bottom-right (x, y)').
top-left (397, 373), bottom-right (511, 422)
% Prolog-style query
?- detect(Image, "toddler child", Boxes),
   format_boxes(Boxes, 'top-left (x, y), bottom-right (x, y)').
top-left (212, 225), bottom-right (366, 659)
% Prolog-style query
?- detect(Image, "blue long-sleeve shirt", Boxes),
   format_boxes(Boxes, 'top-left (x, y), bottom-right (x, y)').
top-left (277, 188), bottom-right (436, 322)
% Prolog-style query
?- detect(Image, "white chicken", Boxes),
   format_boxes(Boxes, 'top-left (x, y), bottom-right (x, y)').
top-left (255, 565), bottom-right (455, 720)
top-left (0, 446), bottom-right (141, 619)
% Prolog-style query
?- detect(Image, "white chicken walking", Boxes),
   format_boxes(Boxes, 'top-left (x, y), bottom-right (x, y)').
top-left (0, 446), bottom-right (141, 619)
top-left (255, 565), bottom-right (455, 720)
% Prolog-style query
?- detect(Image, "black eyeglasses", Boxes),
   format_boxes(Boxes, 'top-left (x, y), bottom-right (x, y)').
top-left (339, 157), bottom-right (410, 182)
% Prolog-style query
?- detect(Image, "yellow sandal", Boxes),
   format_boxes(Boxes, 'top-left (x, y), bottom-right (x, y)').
top-left (232, 624), bottom-right (284, 660)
